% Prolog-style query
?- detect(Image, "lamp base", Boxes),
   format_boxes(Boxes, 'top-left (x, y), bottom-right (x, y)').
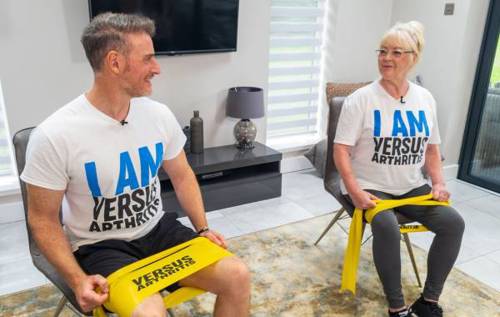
top-left (234, 119), bottom-right (257, 150)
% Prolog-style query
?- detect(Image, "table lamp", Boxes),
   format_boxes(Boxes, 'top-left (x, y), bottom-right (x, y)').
top-left (226, 87), bottom-right (265, 149)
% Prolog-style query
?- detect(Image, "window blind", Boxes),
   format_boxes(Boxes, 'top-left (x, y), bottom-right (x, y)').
top-left (0, 80), bottom-right (15, 178)
top-left (267, 0), bottom-right (326, 139)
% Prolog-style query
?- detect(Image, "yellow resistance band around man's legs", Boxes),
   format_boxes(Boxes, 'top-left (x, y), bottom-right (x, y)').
top-left (93, 237), bottom-right (232, 317)
top-left (340, 193), bottom-right (449, 295)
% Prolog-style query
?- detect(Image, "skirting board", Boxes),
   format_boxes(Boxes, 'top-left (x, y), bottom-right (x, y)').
top-left (443, 164), bottom-right (459, 181)
top-left (0, 200), bottom-right (24, 224)
top-left (0, 163), bottom-right (465, 225)
top-left (282, 156), bottom-right (460, 181)
top-left (281, 156), bottom-right (313, 174)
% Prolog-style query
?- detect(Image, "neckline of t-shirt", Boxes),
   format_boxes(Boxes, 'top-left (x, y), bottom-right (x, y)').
top-left (80, 94), bottom-right (134, 125)
top-left (375, 79), bottom-right (414, 103)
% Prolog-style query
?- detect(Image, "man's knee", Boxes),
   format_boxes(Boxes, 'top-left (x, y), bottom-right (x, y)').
top-left (219, 257), bottom-right (251, 294)
top-left (131, 293), bottom-right (166, 317)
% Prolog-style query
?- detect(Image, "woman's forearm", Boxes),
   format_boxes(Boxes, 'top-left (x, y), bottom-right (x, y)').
top-left (333, 143), bottom-right (361, 194)
top-left (424, 144), bottom-right (445, 186)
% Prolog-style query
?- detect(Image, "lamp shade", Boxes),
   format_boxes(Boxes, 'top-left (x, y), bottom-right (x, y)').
top-left (226, 87), bottom-right (265, 119)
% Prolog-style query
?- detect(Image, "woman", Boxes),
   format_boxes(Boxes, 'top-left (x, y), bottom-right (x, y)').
top-left (334, 21), bottom-right (464, 317)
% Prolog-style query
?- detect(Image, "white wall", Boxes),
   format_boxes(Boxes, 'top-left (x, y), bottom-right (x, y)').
top-left (0, 0), bottom-right (270, 222)
top-left (0, 0), bottom-right (270, 148)
top-left (0, 0), bottom-right (492, 221)
top-left (319, 0), bottom-right (394, 135)
top-left (323, 0), bottom-right (394, 83)
top-left (390, 0), bottom-right (490, 167)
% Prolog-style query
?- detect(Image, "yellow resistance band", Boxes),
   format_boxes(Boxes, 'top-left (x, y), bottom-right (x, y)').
top-left (93, 237), bottom-right (232, 317)
top-left (340, 193), bottom-right (449, 295)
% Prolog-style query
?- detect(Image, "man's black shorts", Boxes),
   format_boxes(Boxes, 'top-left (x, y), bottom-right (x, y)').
top-left (74, 211), bottom-right (198, 292)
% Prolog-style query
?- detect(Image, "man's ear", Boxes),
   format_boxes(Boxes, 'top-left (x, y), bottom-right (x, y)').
top-left (105, 50), bottom-right (123, 74)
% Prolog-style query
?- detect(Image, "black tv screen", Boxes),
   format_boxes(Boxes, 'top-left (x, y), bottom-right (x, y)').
top-left (88, 0), bottom-right (239, 55)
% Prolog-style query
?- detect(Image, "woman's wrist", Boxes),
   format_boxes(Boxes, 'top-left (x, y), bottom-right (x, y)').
top-left (432, 181), bottom-right (445, 187)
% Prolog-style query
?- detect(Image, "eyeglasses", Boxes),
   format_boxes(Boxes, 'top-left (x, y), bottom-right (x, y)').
top-left (375, 48), bottom-right (414, 58)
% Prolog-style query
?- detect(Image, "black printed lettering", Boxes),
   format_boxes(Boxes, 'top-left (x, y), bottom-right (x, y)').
top-left (93, 197), bottom-right (105, 220)
top-left (117, 194), bottom-right (133, 219)
top-left (103, 197), bottom-right (117, 221)
top-left (131, 189), bottom-right (145, 212)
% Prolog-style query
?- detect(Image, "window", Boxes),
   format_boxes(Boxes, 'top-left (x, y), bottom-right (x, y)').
top-left (0, 80), bottom-right (17, 193)
top-left (458, 0), bottom-right (500, 193)
top-left (267, 0), bottom-right (326, 143)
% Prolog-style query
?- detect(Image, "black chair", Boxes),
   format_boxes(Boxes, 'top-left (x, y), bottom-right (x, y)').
top-left (13, 127), bottom-right (90, 316)
top-left (313, 96), bottom-right (423, 287)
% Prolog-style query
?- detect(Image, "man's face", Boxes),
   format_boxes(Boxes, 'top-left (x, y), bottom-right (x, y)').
top-left (121, 32), bottom-right (160, 97)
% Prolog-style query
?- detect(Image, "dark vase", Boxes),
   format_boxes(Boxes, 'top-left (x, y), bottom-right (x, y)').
top-left (182, 126), bottom-right (191, 153)
top-left (190, 111), bottom-right (204, 154)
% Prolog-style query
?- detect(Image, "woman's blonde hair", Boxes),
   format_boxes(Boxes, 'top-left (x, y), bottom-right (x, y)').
top-left (381, 21), bottom-right (425, 63)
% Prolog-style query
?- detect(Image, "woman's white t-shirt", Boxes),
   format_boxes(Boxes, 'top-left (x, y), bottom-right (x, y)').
top-left (334, 80), bottom-right (441, 195)
top-left (21, 95), bottom-right (186, 250)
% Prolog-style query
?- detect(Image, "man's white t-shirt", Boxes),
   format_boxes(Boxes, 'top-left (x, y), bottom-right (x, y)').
top-left (21, 95), bottom-right (186, 250)
top-left (334, 80), bottom-right (441, 195)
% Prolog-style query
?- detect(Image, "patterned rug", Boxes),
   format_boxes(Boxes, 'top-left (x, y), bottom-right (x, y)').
top-left (1, 215), bottom-right (499, 316)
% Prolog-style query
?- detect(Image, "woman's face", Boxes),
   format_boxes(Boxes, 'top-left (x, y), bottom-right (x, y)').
top-left (377, 39), bottom-right (416, 82)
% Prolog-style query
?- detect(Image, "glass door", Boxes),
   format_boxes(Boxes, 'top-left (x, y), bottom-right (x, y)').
top-left (459, 0), bottom-right (500, 192)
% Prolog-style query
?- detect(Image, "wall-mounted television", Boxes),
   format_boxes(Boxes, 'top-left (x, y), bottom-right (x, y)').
top-left (88, 0), bottom-right (239, 56)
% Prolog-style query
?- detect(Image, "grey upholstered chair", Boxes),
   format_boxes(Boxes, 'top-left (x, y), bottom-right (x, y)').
top-left (313, 96), bottom-right (423, 288)
top-left (13, 127), bottom-right (176, 317)
top-left (13, 127), bottom-right (91, 316)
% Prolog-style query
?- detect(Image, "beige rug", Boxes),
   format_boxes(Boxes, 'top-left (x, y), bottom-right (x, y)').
top-left (1, 215), bottom-right (499, 316)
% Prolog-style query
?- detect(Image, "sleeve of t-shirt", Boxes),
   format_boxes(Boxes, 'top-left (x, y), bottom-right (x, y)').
top-left (429, 95), bottom-right (442, 144)
top-left (334, 95), bottom-right (364, 146)
top-left (20, 127), bottom-right (69, 190)
top-left (162, 107), bottom-right (187, 160)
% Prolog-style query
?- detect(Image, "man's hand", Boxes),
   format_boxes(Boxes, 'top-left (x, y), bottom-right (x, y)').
top-left (73, 274), bottom-right (109, 312)
top-left (349, 189), bottom-right (380, 210)
top-left (201, 229), bottom-right (227, 249)
top-left (431, 183), bottom-right (451, 202)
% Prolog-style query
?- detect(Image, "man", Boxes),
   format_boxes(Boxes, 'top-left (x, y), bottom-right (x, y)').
top-left (21, 13), bottom-right (250, 317)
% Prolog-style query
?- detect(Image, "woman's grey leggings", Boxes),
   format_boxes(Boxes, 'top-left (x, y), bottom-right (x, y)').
top-left (345, 184), bottom-right (465, 308)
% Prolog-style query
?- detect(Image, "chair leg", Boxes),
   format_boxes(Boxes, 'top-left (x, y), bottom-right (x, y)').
top-left (314, 207), bottom-right (346, 245)
top-left (52, 296), bottom-right (67, 317)
top-left (402, 233), bottom-right (422, 288)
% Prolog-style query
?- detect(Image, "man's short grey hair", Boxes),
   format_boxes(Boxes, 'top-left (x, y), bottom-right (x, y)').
top-left (81, 12), bottom-right (156, 72)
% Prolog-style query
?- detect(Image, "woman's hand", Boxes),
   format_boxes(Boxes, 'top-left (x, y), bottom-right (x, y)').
top-left (431, 183), bottom-right (451, 202)
top-left (349, 190), bottom-right (380, 210)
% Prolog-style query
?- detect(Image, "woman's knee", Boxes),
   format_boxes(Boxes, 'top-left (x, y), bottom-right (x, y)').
top-left (371, 212), bottom-right (400, 239)
top-left (446, 208), bottom-right (465, 236)
top-left (433, 207), bottom-right (465, 237)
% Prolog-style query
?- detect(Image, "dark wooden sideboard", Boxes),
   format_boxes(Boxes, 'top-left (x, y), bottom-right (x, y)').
top-left (159, 142), bottom-right (282, 216)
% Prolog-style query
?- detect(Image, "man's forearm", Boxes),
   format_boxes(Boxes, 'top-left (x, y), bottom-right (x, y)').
top-left (29, 217), bottom-right (86, 289)
top-left (171, 168), bottom-right (208, 232)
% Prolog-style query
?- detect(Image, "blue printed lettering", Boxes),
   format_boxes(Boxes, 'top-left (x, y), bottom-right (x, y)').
top-left (407, 110), bottom-right (430, 136)
top-left (84, 162), bottom-right (102, 197)
top-left (373, 110), bottom-right (381, 137)
top-left (115, 152), bottom-right (139, 195)
top-left (391, 110), bottom-right (408, 137)
top-left (139, 142), bottom-right (164, 187)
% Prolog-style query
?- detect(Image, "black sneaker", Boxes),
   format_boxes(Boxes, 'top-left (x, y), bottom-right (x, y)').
top-left (388, 307), bottom-right (415, 317)
top-left (411, 295), bottom-right (443, 317)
